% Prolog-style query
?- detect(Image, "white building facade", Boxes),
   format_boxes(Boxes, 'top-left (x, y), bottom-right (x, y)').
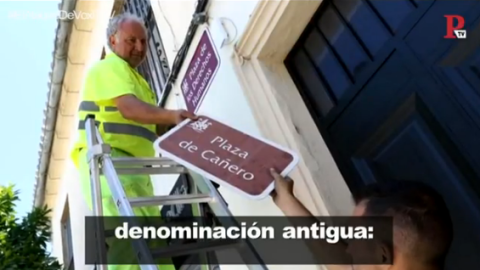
top-left (34, 0), bottom-right (480, 270)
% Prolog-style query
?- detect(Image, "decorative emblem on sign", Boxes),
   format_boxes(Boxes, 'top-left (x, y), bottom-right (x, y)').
top-left (188, 118), bottom-right (212, 133)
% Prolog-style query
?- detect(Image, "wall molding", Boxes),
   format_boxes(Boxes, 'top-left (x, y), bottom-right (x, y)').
top-left (232, 0), bottom-right (354, 225)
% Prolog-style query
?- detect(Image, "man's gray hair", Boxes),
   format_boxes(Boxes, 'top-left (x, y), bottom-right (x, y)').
top-left (106, 13), bottom-right (146, 51)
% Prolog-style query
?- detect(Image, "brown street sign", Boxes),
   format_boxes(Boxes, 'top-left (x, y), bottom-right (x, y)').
top-left (181, 29), bottom-right (220, 113)
top-left (154, 116), bottom-right (299, 200)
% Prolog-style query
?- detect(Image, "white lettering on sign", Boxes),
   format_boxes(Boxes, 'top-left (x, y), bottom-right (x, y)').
top-left (192, 67), bottom-right (212, 106)
top-left (179, 140), bottom-right (255, 181)
top-left (201, 150), bottom-right (254, 180)
top-left (181, 80), bottom-right (189, 95)
top-left (191, 51), bottom-right (212, 93)
top-left (210, 136), bottom-right (249, 159)
top-left (183, 42), bottom-right (214, 106)
top-left (188, 44), bottom-right (207, 81)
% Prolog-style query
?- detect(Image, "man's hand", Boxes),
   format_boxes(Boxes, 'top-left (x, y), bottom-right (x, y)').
top-left (270, 168), bottom-right (294, 204)
top-left (270, 168), bottom-right (313, 217)
top-left (171, 109), bottom-right (198, 124)
top-left (114, 94), bottom-right (199, 125)
top-left (269, 169), bottom-right (350, 265)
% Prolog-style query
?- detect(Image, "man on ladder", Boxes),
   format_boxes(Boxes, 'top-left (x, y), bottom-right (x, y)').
top-left (70, 13), bottom-right (197, 270)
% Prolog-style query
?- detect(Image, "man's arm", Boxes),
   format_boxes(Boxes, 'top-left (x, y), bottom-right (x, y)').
top-left (114, 94), bottom-right (176, 125)
top-left (88, 62), bottom-right (196, 125)
top-left (270, 169), bottom-right (352, 266)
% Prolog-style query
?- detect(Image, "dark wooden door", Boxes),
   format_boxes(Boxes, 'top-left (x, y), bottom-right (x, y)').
top-left (285, 0), bottom-right (480, 268)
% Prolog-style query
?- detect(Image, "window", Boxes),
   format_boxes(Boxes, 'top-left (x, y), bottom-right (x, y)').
top-left (123, 0), bottom-right (171, 101)
top-left (100, 47), bottom-right (106, 60)
top-left (61, 198), bottom-right (75, 270)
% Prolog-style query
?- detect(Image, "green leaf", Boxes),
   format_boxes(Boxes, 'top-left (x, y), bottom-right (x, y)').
top-left (0, 185), bottom-right (63, 270)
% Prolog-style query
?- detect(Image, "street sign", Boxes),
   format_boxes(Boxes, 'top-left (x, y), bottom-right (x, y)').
top-left (180, 29), bottom-right (220, 113)
top-left (154, 116), bottom-right (299, 200)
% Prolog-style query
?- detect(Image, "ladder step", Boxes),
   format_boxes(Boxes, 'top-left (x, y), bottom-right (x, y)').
top-left (151, 239), bottom-right (242, 259)
top-left (109, 157), bottom-right (187, 175)
top-left (111, 157), bottom-right (180, 166)
top-left (112, 166), bottom-right (187, 175)
top-left (129, 194), bottom-right (213, 207)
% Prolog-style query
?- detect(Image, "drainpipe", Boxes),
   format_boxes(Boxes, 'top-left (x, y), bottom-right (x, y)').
top-left (33, 0), bottom-right (77, 208)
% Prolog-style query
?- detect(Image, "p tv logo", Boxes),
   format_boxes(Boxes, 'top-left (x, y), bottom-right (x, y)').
top-left (444, 15), bottom-right (466, 39)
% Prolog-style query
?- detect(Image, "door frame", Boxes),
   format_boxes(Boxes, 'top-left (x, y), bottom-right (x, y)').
top-left (232, 0), bottom-right (354, 218)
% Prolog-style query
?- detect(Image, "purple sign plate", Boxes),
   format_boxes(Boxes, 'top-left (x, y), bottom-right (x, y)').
top-left (181, 29), bottom-right (220, 113)
top-left (154, 116), bottom-right (300, 200)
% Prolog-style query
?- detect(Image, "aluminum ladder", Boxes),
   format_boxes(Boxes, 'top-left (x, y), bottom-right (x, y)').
top-left (84, 115), bottom-right (268, 270)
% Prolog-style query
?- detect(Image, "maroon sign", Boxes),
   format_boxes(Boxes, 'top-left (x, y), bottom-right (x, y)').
top-left (181, 29), bottom-right (220, 113)
top-left (155, 116), bottom-right (298, 199)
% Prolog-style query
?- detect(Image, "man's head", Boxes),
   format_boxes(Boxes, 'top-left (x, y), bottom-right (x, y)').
top-left (107, 13), bottom-right (147, 68)
top-left (348, 181), bottom-right (453, 270)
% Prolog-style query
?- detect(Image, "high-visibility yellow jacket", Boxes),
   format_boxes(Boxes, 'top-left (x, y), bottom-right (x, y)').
top-left (71, 53), bottom-right (158, 168)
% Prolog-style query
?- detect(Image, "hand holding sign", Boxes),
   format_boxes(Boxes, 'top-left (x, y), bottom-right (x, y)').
top-left (154, 116), bottom-right (300, 200)
top-left (171, 109), bottom-right (198, 124)
top-left (269, 168), bottom-right (294, 202)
